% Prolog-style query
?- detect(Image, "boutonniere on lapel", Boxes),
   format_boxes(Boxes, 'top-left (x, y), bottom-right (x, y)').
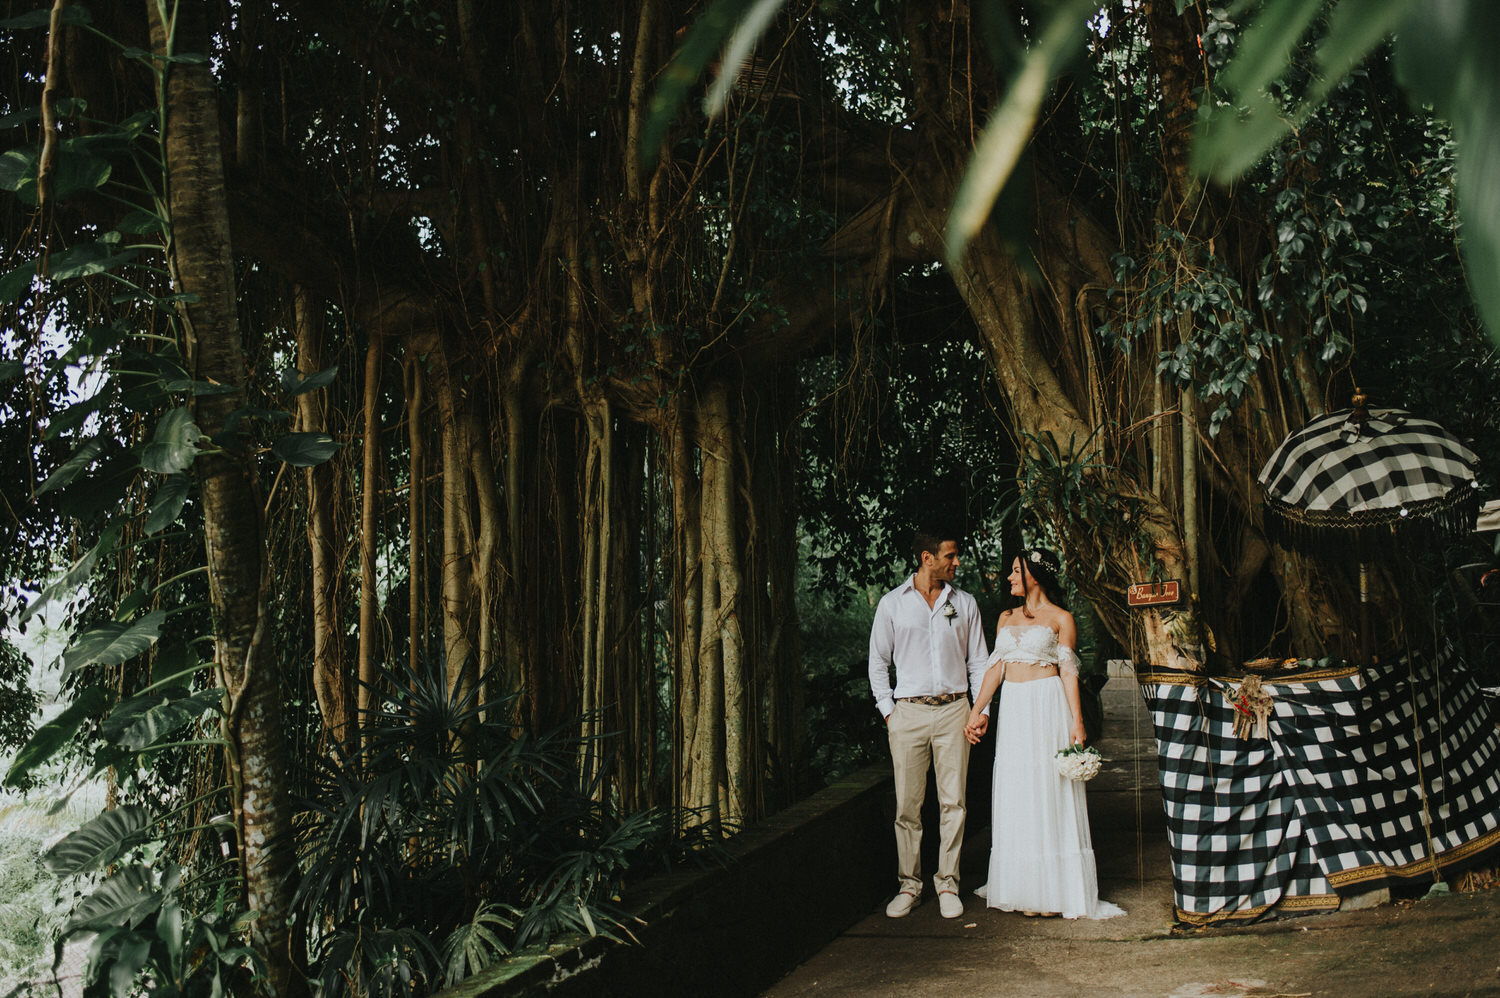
top-left (941, 600), bottom-right (957, 625)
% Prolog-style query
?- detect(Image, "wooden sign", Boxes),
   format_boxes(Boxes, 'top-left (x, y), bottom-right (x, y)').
top-left (1127, 580), bottom-right (1181, 607)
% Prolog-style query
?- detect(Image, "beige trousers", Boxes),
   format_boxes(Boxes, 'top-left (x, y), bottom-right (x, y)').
top-left (887, 697), bottom-right (970, 895)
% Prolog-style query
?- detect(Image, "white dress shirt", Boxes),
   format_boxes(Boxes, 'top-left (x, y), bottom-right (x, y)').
top-left (868, 577), bottom-right (990, 718)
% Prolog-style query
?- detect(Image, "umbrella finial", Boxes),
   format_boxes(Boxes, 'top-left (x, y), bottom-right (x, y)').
top-left (1351, 387), bottom-right (1369, 423)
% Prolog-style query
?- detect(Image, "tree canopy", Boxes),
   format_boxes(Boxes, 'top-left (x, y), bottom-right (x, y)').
top-left (1, 1), bottom-right (1497, 994)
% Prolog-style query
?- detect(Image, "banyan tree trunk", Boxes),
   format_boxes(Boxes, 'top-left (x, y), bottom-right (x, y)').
top-left (500, 362), bottom-right (529, 725)
top-left (696, 381), bottom-right (752, 827)
top-left (669, 403), bottom-right (702, 821)
top-left (467, 408), bottom-right (501, 711)
top-left (754, 384), bottom-right (805, 804)
top-left (405, 350), bottom-right (426, 676)
top-left (293, 285), bottom-right (351, 748)
top-left (357, 330), bottom-right (382, 736)
top-left (429, 334), bottom-right (477, 703)
top-left (147, 3), bottom-right (306, 994)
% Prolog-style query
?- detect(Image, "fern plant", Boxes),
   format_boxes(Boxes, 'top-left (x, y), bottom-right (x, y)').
top-left (293, 662), bottom-right (676, 998)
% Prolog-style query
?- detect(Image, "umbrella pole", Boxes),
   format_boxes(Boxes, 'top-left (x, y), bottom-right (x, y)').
top-left (1360, 561), bottom-right (1371, 664)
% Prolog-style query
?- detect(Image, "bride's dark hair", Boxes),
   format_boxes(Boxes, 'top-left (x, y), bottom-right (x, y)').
top-left (1016, 547), bottom-right (1069, 614)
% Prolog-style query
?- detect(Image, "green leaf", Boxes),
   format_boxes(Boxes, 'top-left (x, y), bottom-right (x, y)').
top-left (1317, 0), bottom-right (1416, 83)
top-left (149, 640), bottom-right (203, 688)
top-left (73, 320), bottom-right (131, 360)
top-left (101, 687), bottom-right (221, 752)
top-left (703, 0), bottom-right (789, 117)
top-left (281, 364), bottom-right (339, 396)
top-left (638, 0), bottom-right (757, 171)
top-left (162, 378), bottom-right (236, 397)
top-left (116, 109), bottom-right (156, 140)
top-left (43, 804), bottom-right (151, 875)
top-left (0, 106), bottom-right (40, 129)
top-left (120, 45), bottom-right (207, 65)
top-left (1217, 0), bottom-right (1323, 98)
top-left (945, 0), bottom-right (1094, 265)
top-left (48, 153), bottom-right (112, 202)
top-left (36, 437), bottom-right (104, 495)
top-left (144, 473), bottom-right (189, 534)
top-left (140, 407), bottom-right (202, 474)
top-left (4, 685), bottom-right (114, 786)
top-left (0, 358), bottom-right (22, 381)
top-left (0, 147), bottom-right (36, 191)
top-left (1197, 0), bottom-right (1416, 183)
top-left (157, 896), bottom-right (184, 963)
top-left (1389, 1), bottom-right (1500, 344)
top-left (24, 142), bottom-right (114, 205)
top-left (272, 431), bottom-right (339, 467)
top-left (0, 6), bottom-right (92, 29)
top-left (1192, 90), bottom-right (1298, 180)
top-left (1392, 0), bottom-right (1473, 109)
top-left (45, 241), bottom-right (139, 280)
top-left (61, 610), bottom-right (166, 680)
top-left (116, 208), bottom-right (164, 235)
top-left (0, 259), bottom-right (35, 304)
top-left (1455, 96), bottom-right (1500, 348)
top-left (62, 865), bottom-right (161, 936)
top-left (114, 587), bottom-right (153, 621)
top-left (111, 935), bottom-right (153, 998)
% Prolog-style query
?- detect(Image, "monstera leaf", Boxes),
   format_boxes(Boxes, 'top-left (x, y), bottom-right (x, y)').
top-left (140, 408), bottom-right (202, 474)
top-left (61, 864), bottom-right (163, 935)
top-left (61, 610), bottom-right (165, 680)
top-left (144, 473), bottom-right (189, 534)
top-left (4, 686), bottom-right (115, 787)
top-left (43, 804), bottom-right (151, 876)
top-left (101, 687), bottom-right (222, 752)
top-left (272, 431), bottom-right (338, 466)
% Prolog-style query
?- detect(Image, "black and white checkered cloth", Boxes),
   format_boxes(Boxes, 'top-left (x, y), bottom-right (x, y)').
top-left (1140, 645), bottom-right (1500, 924)
top-left (1257, 407), bottom-right (1478, 521)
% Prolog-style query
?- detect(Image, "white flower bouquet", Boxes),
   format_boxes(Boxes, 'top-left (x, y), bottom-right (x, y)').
top-left (1053, 743), bottom-right (1103, 783)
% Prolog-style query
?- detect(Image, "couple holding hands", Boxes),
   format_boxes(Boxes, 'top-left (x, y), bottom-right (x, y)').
top-left (867, 530), bottom-right (1124, 921)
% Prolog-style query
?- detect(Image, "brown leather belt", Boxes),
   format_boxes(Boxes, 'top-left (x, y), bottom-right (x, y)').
top-left (897, 693), bottom-right (966, 706)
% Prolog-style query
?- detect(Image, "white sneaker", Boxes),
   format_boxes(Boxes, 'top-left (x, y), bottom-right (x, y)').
top-left (938, 890), bottom-right (963, 919)
top-left (885, 890), bottom-right (920, 918)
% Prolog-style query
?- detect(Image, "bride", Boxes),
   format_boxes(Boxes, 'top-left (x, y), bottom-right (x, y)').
top-left (964, 548), bottom-right (1124, 920)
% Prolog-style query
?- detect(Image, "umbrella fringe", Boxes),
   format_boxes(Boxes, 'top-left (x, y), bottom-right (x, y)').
top-left (1262, 486), bottom-right (1483, 559)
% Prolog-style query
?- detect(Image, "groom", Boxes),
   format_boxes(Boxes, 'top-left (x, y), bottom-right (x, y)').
top-left (868, 529), bottom-right (990, 919)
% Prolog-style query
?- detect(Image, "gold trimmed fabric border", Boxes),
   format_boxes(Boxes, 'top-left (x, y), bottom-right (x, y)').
top-left (1327, 825), bottom-right (1500, 887)
top-left (1266, 664), bottom-right (1363, 683)
top-left (1136, 665), bottom-right (1362, 687)
top-left (1328, 864), bottom-right (1393, 889)
top-left (1136, 670), bottom-right (1206, 687)
top-left (1174, 892), bottom-right (1340, 925)
top-left (1174, 903), bottom-right (1272, 926)
top-left (1275, 892), bottom-right (1341, 912)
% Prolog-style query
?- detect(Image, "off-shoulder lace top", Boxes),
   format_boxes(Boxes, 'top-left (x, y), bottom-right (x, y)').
top-left (987, 623), bottom-right (1080, 675)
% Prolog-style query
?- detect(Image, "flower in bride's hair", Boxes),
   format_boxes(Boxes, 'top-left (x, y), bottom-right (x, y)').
top-left (1029, 550), bottom-right (1042, 564)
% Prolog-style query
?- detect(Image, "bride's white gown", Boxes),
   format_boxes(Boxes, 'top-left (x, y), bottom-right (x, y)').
top-left (976, 624), bottom-right (1125, 920)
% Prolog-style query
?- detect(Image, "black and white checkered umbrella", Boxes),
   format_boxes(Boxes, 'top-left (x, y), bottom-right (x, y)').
top-left (1258, 405), bottom-right (1482, 552)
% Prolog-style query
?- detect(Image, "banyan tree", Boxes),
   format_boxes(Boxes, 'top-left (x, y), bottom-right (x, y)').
top-left (2, 9), bottom-right (1496, 989)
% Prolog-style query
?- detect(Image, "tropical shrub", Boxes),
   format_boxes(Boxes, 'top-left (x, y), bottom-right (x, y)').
top-left (293, 664), bottom-right (693, 998)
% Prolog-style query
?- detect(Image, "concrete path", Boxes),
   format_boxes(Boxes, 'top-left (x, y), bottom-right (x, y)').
top-left (762, 669), bottom-right (1500, 998)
